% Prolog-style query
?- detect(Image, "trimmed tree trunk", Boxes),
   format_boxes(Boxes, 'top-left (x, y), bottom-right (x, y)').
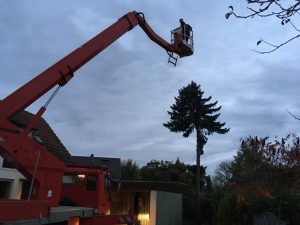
top-left (196, 138), bottom-right (202, 204)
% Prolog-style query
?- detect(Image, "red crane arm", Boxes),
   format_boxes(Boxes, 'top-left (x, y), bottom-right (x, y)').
top-left (0, 11), bottom-right (183, 120)
top-left (0, 11), bottom-right (193, 223)
top-left (137, 12), bottom-right (177, 53)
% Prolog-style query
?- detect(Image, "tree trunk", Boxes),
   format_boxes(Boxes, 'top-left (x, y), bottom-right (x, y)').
top-left (196, 138), bottom-right (202, 204)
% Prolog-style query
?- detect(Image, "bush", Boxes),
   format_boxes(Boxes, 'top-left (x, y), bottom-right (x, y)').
top-left (217, 197), bottom-right (231, 225)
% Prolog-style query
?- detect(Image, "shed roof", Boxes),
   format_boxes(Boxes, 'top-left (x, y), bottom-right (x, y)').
top-left (111, 180), bottom-right (187, 193)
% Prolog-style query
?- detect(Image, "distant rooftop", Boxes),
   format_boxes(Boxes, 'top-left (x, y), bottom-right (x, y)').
top-left (72, 155), bottom-right (121, 181)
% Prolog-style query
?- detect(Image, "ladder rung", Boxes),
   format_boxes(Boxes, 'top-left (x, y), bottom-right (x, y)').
top-left (167, 52), bottom-right (178, 66)
top-left (168, 60), bottom-right (176, 65)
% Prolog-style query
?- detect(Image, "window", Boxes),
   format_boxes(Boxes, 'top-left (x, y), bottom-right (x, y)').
top-left (104, 175), bottom-right (110, 192)
top-left (2, 159), bottom-right (15, 169)
top-left (86, 175), bottom-right (97, 191)
top-left (63, 174), bottom-right (85, 185)
top-left (0, 181), bottom-right (11, 198)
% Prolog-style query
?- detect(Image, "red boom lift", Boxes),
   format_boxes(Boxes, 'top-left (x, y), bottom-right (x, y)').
top-left (0, 11), bottom-right (193, 225)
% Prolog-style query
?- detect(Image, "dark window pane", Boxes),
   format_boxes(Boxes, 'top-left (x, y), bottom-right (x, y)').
top-left (104, 175), bottom-right (110, 192)
top-left (2, 159), bottom-right (14, 169)
top-left (86, 175), bottom-right (97, 191)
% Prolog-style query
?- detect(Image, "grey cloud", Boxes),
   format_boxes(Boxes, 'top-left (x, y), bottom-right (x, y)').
top-left (1, 1), bottom-right (300, 176)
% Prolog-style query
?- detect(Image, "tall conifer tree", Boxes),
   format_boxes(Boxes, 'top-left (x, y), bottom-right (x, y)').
top-left (164, 81), bottom-right (229, 202)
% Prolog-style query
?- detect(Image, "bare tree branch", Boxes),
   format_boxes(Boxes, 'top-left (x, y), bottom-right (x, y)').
top-left (226, 0), bottom-right (300, 53)
top-left (252, 34), bottom-right (300, 54)
top-left (290, 21), bottom-right (300, 32)
top-left (285, 108), bottom-right (300, 121)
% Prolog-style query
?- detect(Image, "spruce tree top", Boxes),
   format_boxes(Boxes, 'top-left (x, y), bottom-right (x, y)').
top-left (164, 81), bottom-right (229, 140)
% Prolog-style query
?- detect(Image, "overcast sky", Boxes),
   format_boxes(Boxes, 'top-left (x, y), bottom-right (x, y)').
top-left (1, 1), bottom-right (300, 175)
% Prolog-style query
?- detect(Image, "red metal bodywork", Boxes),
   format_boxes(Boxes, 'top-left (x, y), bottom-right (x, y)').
top-left (0, 11), bottom-right (192, 224)
top-left (0, 200), bottom-right (51, 222)
top-left (61, 166), bottom-right (111, 214)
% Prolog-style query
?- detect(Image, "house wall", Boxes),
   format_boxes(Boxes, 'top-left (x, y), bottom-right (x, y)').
top-left (150, 190), bottom-right (182, 225)
top-left (0, 156), bottom-right (25, 199)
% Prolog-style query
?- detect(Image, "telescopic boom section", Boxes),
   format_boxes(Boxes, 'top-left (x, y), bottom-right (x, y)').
top-left (0, 11), bottom-right (188, 120)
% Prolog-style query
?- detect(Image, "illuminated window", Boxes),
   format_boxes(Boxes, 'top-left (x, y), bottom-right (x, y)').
top-left (63, 174), bottom-right (85, 185)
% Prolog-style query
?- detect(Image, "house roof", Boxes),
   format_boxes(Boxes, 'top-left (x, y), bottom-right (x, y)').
top-left (9, 110), bottom-right (122, 173)
top-left (72, 156), bottom-right (121, 180)
top-left (10, 110), bottom-right (74, 165)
